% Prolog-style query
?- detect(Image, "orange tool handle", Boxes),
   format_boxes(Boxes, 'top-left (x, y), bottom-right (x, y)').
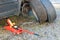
top-left (7, 19), bottom-right (13, 26)
top-left (22, 30), bottom-right (40, 36)
top-left (22, 30), bottom-right (34, 34)
top-left (6, 19), bottom-right (15, 28)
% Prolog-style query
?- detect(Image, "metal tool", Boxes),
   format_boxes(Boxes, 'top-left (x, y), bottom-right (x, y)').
top-left (4, 18), bottom-right (39, 36)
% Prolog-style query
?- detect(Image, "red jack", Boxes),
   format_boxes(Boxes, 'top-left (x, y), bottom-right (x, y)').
top-left (4, 18), bottom-right (39, 36)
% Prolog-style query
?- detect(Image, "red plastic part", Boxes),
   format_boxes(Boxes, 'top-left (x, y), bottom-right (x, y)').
top-left (4, 26), bottom-right (34, 35)
top-left (4, 19), bottom-right (35, 35)
top-left (4, 26), bottom-right (23, 34)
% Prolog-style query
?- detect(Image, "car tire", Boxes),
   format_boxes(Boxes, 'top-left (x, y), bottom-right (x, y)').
top-left (40, 0), bottom-right (56, 22)
top-left (29, 0), bottom-right (47, 23)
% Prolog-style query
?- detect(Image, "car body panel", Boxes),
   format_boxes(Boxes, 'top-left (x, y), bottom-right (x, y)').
top-left (0, 0), bottom-right (21, 19)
